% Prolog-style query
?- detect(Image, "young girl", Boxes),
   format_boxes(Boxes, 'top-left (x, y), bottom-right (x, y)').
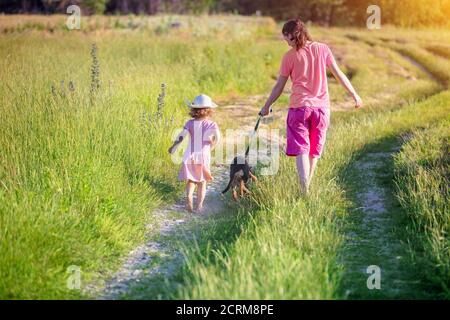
top-left (260, 19), bottom-right (363, 194)
top-left (168, 94), bottom-right (221, 213)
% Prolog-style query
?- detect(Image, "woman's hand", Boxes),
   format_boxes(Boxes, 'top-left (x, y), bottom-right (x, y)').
top-left (260, 105), bottom-right (271, 116)
top-left (352, 93), bottom-right (363, 109)
top-left (329, 61), bottom-right (362, 109)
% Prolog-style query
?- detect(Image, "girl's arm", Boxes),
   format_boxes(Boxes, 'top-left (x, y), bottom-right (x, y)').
top-left (329, 61), bottom-right (363, 108)
top-left (260, 75), bottom-right (289, 116)
top-left (208, 125), bottom-right (221, 150)
top-left (212, 127), bottom-right (221, 149)
top-left (168, 129), bottom-right (188, 154)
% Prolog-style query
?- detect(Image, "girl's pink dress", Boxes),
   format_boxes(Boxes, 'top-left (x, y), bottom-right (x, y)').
top-left (178, 118), bottom-right (220, 183)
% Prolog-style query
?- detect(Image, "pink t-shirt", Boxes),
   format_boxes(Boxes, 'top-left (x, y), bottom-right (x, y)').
top-left (279, 41), bottom-right (336, 108)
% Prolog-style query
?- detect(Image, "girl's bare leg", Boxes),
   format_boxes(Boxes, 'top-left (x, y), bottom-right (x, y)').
top-left (296, 154), bottom-right (310, 194)
top-left (186, 181), bottom-right (195, 212)
top-left (308, 156), bottom-right (319, 189)
top-left (196, 181), bottom-right (207, 212)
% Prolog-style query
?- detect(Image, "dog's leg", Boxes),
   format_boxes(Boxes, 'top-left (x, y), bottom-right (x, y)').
top-left (232, 189), bottom-right (238, 201)
top-left (242, 185), bottom-right (250, 194)
top-left (249, 171), bottom-right (258, 182)
top-left (240, 180), bottom-right (246, 197)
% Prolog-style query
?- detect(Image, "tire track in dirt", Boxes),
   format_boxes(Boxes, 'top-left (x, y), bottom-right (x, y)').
top-left (95, 164), bottom-right (230, 299)
top-left (87, 98), bottom-right (279, 299)
top-left (338, 142), bottom-right (428, 298)
top-left (338, 35), bottom-right (446, 299)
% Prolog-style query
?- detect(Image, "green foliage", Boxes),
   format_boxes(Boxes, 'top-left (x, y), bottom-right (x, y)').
top-left (185, 0), bottom-right (217, 14)
top-left (378, 0), bottom-right (450, 28)
top-left (0, 15), bottom-right (282, 299)
top-left (394, 121), bottom-right (450, 297)
top-left (81, 0), bottom-right (108, 14)
top-left (220, 0), bottom-right (450, 27)
top-left (2, 0), bottom-right (450, 27)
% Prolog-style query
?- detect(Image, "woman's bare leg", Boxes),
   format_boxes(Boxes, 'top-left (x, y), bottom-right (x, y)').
top-left (296, 154), bottom-right (310, 194)
top-left (186, 181), bottom-right (195, 212)
top-left (308, 156), bottom-right (319, 189)
top-left (196, 181), bottom-right (207, 212)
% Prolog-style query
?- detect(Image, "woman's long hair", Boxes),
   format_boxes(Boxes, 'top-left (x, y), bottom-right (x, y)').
top-left (282, 19), bottom-right (312, 50)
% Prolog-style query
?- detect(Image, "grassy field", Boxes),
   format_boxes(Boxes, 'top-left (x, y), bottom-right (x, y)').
top-left (394, 120), bottom-right (450, 297)
top-left (0, 15), bottom-right (449, 299)
top-left (0, 15), bottom-right (280, 299)
top-left (167, 25), bottom-right (450, 299)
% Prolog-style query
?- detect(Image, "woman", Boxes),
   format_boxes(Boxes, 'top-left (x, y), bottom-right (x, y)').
top-left (260, 19), bottom-right (362, 194)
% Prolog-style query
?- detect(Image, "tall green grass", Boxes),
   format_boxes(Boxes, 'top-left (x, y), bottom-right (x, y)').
top-left (394, 120), bottom-right (450, 298)
top-left (0, 16), bottom-right (282, 299)
top-left (0, 14), bottom-right (276, 36)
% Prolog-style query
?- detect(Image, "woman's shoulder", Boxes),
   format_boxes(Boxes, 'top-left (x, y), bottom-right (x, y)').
top-left (284, 47), bottom-right (296, 56)
top-left (312, 41), bottom-right (332, 51)
top-left (308, 41), bottom-right (332, 55)
top-left (309, 41), bottom-right (328, 48)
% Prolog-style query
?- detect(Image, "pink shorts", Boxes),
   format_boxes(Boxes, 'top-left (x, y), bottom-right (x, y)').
top-left (286, 106), bottom-right (330, 158)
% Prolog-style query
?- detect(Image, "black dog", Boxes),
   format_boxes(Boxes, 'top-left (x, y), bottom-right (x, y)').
top-left (222, 112), bottom-right (268, 201)
top-left (222, 156), bottom-right (257, 201)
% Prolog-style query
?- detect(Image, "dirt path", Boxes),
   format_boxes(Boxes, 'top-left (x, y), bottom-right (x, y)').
top-left (89, 97), bottom-right (278, 299)
top-left (96, 163), bottom-right (229, 299)
top-left (338, 139), bottom-right (430, 298)
top-left (337, 37), bottom-right (444, 299)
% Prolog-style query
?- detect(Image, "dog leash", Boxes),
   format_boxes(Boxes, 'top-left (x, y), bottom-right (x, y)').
top-left (244, 108), bottom-right (272, 158)
top-left (222, 109), bottom-right (272, 195)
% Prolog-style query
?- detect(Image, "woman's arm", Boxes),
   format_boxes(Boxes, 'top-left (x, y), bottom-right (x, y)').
top-left (260, 75), bottom-right (289, 116)
top-left (329, 61), bottom-right (363, 108)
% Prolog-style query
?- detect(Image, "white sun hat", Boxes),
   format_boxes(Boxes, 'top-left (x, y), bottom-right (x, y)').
top-left (186, 94), bottom-right (218, 108)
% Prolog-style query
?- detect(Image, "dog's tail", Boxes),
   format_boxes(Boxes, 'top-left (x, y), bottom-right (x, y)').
top-left (222, 178), bottom-right (233, 194)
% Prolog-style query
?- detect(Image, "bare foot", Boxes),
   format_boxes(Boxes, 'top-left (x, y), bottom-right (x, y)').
top-left (186, 200), bottom-right (194, 213)
top-left (299, 187), bottom-right (309, 198)
top-left (195, 205), bottom-right (204, 214)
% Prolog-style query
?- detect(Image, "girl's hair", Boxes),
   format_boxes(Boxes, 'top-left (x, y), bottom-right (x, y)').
top-left (282, 19), bottom-right (312, 50)
top-left (189, 107), bottom-right (213, 119)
